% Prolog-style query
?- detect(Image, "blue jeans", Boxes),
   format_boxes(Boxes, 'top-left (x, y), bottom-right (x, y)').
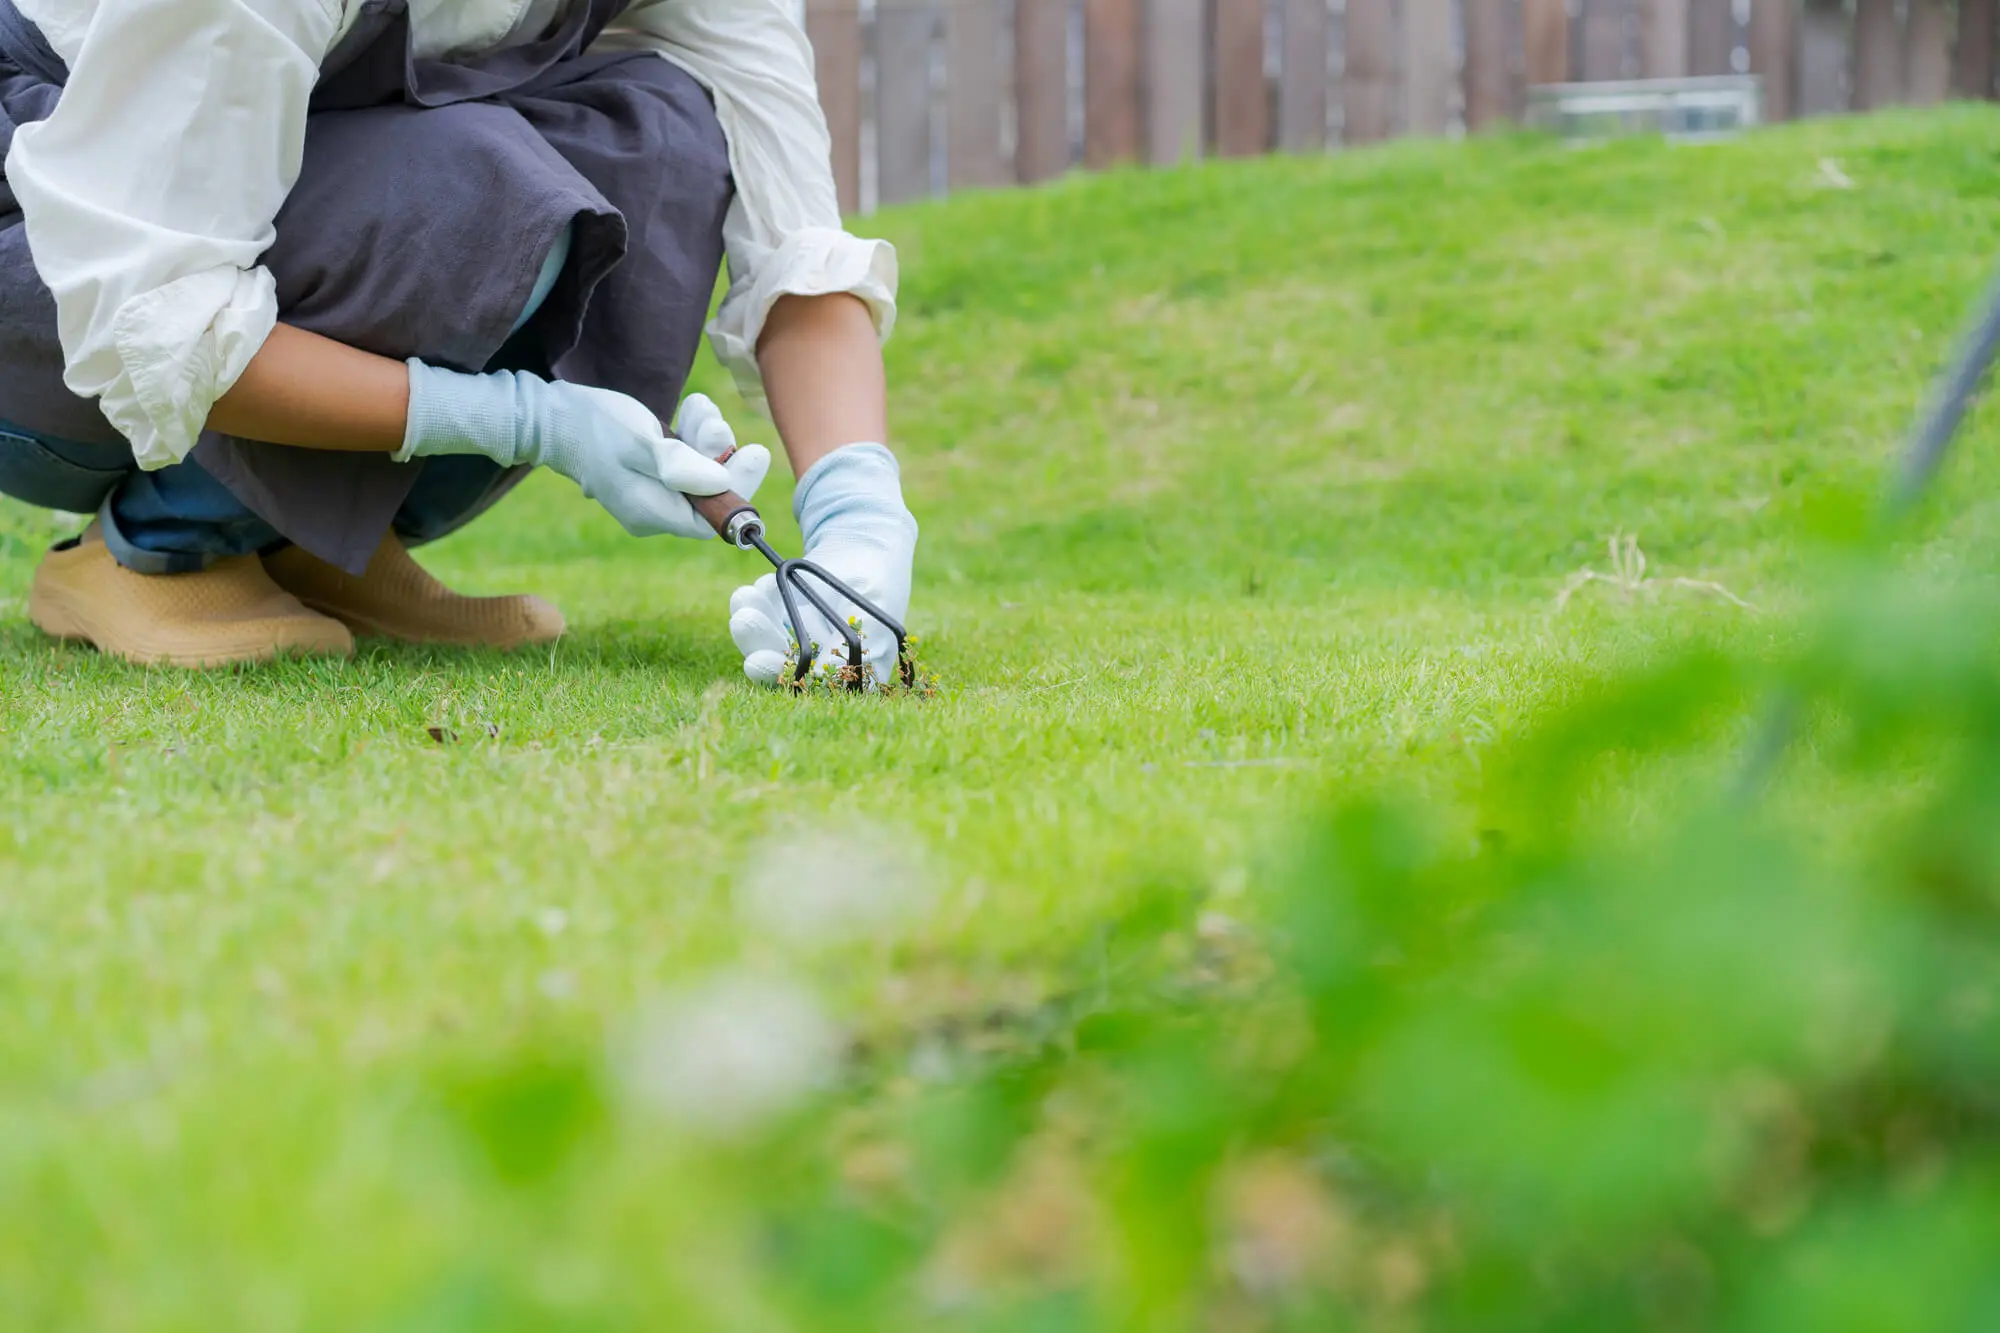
top-left (0, 224), bottom-right (572, 574)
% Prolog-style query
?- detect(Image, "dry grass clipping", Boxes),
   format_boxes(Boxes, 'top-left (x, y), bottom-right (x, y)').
top-left (1555, 533), bottom-right (1755, 614)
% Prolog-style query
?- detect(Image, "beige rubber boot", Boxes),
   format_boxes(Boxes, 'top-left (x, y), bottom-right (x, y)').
top-left (29, 525), bottom-right (355, 668)
top-left (263, 533), bottom-right (564, 649)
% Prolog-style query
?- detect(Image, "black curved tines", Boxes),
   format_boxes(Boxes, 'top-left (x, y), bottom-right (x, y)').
top-left (745, 531), bottom-right (912, 690)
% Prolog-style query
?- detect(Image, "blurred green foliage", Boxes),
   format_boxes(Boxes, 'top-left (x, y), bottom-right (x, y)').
top-left (390, 540), bottom-right (2000, 1331)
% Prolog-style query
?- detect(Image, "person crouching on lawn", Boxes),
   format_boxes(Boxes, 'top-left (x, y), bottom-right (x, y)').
top-left (0, 0), bottom-right (916, 686)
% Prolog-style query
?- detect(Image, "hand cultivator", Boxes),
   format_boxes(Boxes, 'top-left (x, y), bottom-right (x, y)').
top-left (692, 488), bottom-right (916, 692)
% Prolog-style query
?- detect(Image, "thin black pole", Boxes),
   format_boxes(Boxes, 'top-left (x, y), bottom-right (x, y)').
top-left (1889, 262), bottom-right (2000, 517)
top-left (1735, 258), bottom-right (2000, 796)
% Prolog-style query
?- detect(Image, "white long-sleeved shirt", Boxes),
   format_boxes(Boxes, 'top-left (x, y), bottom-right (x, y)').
top-left (4, 0), bottom-right (895, 469)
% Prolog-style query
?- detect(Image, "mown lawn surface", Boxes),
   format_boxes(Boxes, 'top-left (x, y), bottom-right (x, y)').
top-left (4, 108), bottom-right (2000, 1328)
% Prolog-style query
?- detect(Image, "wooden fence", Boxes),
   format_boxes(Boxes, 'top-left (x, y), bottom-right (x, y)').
top-left (801, 0), bottom-right (2000, 212)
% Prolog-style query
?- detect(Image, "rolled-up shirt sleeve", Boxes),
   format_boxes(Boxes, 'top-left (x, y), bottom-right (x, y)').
top-left (5, 0), bottom-right (339, 468)
top-left (606, 0), bottom-right (898, 417)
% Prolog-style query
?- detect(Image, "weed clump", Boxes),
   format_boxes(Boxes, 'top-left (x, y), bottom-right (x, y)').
top-left (781, 619), bottom-right (941, 698)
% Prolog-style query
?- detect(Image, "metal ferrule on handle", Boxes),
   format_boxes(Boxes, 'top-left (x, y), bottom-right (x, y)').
top-left (691, 490), bottom-right (762, 549)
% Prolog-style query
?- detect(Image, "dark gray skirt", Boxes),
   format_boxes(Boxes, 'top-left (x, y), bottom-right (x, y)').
top-left (0, 0), bottom-right (734, 571)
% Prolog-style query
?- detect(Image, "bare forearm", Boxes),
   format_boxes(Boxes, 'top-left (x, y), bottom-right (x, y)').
top-left (756, 293), bottom-right (887, 477)
top-left (212, 294), bottom-right (889, 475)
top-left (208, 323), bottom-right (410, 452)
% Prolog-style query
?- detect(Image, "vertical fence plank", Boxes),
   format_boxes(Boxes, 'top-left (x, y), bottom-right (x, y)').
top-left (806, 0), bottom-right (863, 215)
top-left (1639, 0), bottom-right (1688, 76)
top-left (1464, 0), bottom-right (1516, 127)
top-left (1906, 0), bottom-right (1953, 102)
top-left (1960, 0), bottom-right (1992, 96)
top-left (1796, 0), bottom-right (1851, 116)
top-left (1851, 0), bottom-right (1902, 108)
top-left (1404, 0), bottom-right (1454, 133)
top-left (877, 1), bottom-right (936, 205)
top-left (1148, 0), bottom-right (1206, 162)
top-left (1085, 0), bottom-right (1143, 166)
top-left (1280, 0), bottom-right (1328, 148)
top-left (1016, 0), bottom-right (1071, 182)
top-left (1086, 0), bottom-right (1143, 170)
top-left (1217, 0), bottom-right (1271, 153)
top-left (1687, 0), bottom-right (1732, 75)
top-left (1953, 0), bottom-right (1996, 95)
top-left (1280, 0), bottom-right (1330, 149)
top-left (1955, 0), bottom-right (1996, 96)
top-left (1580, 0), bottom-right (1629, 80)
top-left (1524, 0), bottom-right (1571, 83)
top-left (947, 0), bottom-right (1008, 189)
top-left (1344, 0), bottom-right (1399, 141)
top-left (1748, 0), bottom-right (1794, 118)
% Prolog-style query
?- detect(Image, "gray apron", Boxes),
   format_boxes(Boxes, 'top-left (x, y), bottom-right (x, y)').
top-left (0, 0), bottom-right (733, 572)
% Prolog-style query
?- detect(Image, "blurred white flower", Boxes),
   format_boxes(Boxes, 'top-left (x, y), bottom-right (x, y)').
top-left (617, 973), bottom-right (842, 1137)
top-left (737, 823), bottom-right (930, 949)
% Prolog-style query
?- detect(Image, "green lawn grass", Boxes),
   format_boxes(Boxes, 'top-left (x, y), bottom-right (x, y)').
top-left (5, 107), bottom-right (2000, 1328)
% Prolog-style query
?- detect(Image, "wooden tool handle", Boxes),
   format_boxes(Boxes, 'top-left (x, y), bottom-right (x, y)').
top-left (692, 490), bottom-right (759, 542)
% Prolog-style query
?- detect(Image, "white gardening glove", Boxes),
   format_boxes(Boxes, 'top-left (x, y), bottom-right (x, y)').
top-left (670, 394), bottom-right (772, 500)
top-left (728, 443), bottom-right (918, 689)
top-left (401, 363), bottom-right (770, 539)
